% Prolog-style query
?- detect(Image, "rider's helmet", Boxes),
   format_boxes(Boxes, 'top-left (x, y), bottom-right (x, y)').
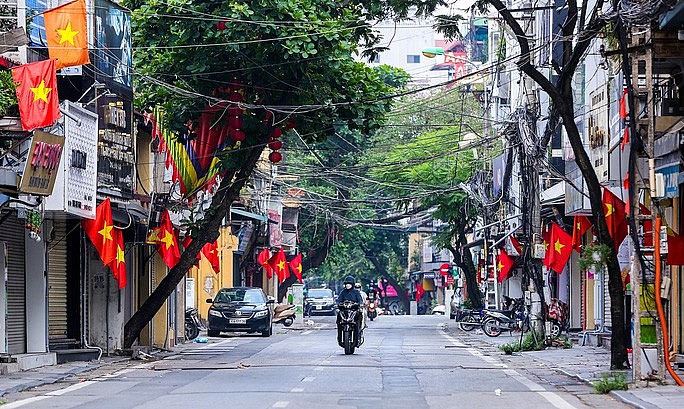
top-left (343, 276), bottom-right (355, 290)
top-left (354, 283), bottom-right (362, 290)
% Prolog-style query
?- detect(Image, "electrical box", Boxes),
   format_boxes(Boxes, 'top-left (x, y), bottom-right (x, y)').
top-left (533, 243), bottom-right (546, 259)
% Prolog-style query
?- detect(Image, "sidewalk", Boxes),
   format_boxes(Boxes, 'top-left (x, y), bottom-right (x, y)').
top-left (452, 325), bottom-right (684, 409)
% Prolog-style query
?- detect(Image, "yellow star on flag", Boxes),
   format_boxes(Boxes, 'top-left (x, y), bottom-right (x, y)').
top-left (160, 230), bottom-right (176, 249)
top-left (577, 222), bottom-right (581, 229)
top-left (554, 239), bottom-right (565, 253)
top-left (98, 221), bottom-right (113, 242)
top-left (497, 261), bottom-right (504, 270)
top-left (115, 244), bottom-right (125, 266)
top-left (295, 265), bottom-right (302, 274)
top-left (30, 80), bottom-right (52, 103)
top-left (605, 203), bottom-right (614, 217)
top-left (277, 260), bottom-right (286, 271)
top-left (544, 240), bottom-right (549, 250)
top-left (57, 21), bottom-right (79, 45)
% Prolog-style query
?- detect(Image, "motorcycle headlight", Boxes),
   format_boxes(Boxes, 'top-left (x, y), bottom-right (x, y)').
top-left (255, 310), bottom-right (269, 318)
top-left (208, 309), bottom-right (222, 317)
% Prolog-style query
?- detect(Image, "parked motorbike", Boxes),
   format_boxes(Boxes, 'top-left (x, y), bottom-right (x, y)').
top-left (454, 309), bottom-right (484, 331)
top-left (185, 307), bottom-right (203, 340)
top-left (481, 299), bottom-right (528, 337)
top-left (367, 298), bottom-right (378, 321)
top-left (547, 298), bottom-right (569, 338)
top-left (273, 304), bottom-right (296, 327)
top-left (337, 301), bottom-right (363, 355)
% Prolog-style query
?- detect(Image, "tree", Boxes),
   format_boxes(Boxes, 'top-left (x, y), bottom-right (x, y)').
top-left (436, 1), bottom-right (628, 367)
top-left (122, 0), bottom-right (443, 348)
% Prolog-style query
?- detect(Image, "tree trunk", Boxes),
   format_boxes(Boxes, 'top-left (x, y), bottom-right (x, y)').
top-left (449, 241), bottom-right (483, 311)
top-left (558, 101), bottom-right (629, 369)
top-left (364, 253), bottom-right (410, 312)
top-left (123, 146), bottom-right (265, 348)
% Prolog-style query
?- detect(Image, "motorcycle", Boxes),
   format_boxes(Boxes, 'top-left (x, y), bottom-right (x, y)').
top-left (273, 304), bottom-right (296, 327)
top-left (367, 298), bottom-right (378, 321)
top-left (185, 307), bottom-right (203, 340)
top-left (547, 298), bottom-right (569, 338)
top-left (481, 299), bottom-right (529, 337)
top-left (454, 308), bottom-right (484, 331)
top-left (337, 301), bottom-right (363, 355)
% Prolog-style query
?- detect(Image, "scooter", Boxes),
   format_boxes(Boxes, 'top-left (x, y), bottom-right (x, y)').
top-left (273, 304), bottom-right (296, 327)
top-left (185, 307), bottom-right (203, 340)
top-left (337, 301), bottom-right (363, 355)
top-left (367, 298), bottom-right (378, 321)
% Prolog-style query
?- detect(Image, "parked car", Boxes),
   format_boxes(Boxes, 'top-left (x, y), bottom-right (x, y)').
top-left (305, 288), bottom-right (336, 315)
top-left (207, 287), bottom-right (274, 337)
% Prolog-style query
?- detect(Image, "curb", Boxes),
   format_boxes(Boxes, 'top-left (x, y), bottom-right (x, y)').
top-left (0, 364), bottom-right (97, 397)
top-left (610, 391), bottom-right (660, 409)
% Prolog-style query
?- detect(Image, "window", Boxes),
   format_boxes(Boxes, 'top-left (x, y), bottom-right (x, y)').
top-left (406, 55), bottom-right (420, 63)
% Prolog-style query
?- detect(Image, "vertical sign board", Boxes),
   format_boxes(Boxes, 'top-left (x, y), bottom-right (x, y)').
top-left (185, 278), bottom-right (195, 309)
top-left (291, 284), bottom-right (304, 326)
top-left (64, 102), bottom-right (99, 218)
top-left (19, 131), bottom-right (64, 196)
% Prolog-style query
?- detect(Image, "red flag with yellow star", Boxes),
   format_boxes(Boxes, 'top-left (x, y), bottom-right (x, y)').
top-left (602, 188), bottom-right (628, 249)
top-left (108, 228), bottom-right (127, 288)
top-left (82, 198), bottom-right (117, 266)
top-left (43, 0), bottom-right (90, 69)
top-left (11, 59), bottom-right (61, 130)
top-left (497, 249), bottom-right (515, 282)
top-left (268, 248), bottom-right (289, 283)
top-left (257, 248), bottom-right (273, 279)
top-left (571, 215), bottom-right (592, 251)
top-left (288, 253), bottom-right (304, 283)
top-left (149, 210), bottom-right (180, 268)
top-left (548, 223), bottom-right (573, 274)
top-left (542, 225), bottom-right (552, 269)
top-left (202, 240), bottom-right (220, 274)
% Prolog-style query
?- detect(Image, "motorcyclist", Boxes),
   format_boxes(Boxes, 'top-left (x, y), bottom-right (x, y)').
top-left (337, 276), bottom-right (364, 346)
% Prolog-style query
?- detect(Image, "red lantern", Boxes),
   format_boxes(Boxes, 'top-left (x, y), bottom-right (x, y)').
top-left (231, 129), bottom-right (246, 142)
top-left (269, 151), bottom-right (282, 163)
top-left (216, 21), bottom-right (227, 31)
top-left (229, 92), bottom-right (244, 103)
top-left (228, 116), bottom-right (243, 129)
top-left (285, 118), bottom-right (296, 129)
top-left (272, 127), bottom-right (282, 138)
top-left (268, 139), bottom-right (283, 150)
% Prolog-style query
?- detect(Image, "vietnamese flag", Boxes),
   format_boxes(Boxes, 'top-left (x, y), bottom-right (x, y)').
top-left (497, 249), bottom-right (515, 282)
top-left (548, 223), bottom-right (573, 274)
top-left (82, 198), bottom-right (117, 266)
top-left (509, 236), bottom-right (523, 256)
top-left (269, 248), bottom-right (289, 283)
top-left (108, 228), bottom-right (127, 289)
top-left (202, 240), bottom-right (220, 274)
top-left (288, 253), bottom-right (304, 283)
top-left (11, 59), bottom-right (61, 130)
top-left (151, 210), bottom-right (180, 268)
top-left (602, 188), bottom-right (628, 249)
top-left (257, 248), bottom-right (273, 279)
top-left (571, 215), bottom-right (592, 251)
top-left (43, 0), bottom-right (90, 69)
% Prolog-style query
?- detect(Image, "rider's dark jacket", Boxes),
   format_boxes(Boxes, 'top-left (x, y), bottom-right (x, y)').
top-left (337, 288), bottom-right (364, 304)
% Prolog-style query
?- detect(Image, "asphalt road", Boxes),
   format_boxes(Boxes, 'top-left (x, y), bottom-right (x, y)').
top-left (1, 314), bottom-right (630, 408)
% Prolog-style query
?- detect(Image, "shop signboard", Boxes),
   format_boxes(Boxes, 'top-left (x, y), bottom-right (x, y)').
top-left (20, 131), bottom-right (64, 196)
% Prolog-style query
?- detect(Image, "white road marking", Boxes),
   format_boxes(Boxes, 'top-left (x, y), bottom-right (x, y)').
top-left (200, 338), bottom-right (234, 349)
top-left (0, 396), bottom-right (51, 408)
top-left (45, 380), bottom-right (98, 396)
top-left (301, 330), bottom-right (313, 335)
top-left (441, 329), bottom-right (578, 409)
top-left (290, 387), bottom-right (305, 392)
top-left (302, 376), bottom-right (315, 382)
top-left (313, 366), bottom-right (325, 371)
top-left (273, 401), bottom-right (289, 408)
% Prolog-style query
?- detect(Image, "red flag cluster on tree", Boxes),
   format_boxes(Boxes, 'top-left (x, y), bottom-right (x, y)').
top-left (147, 210), bottom-right (180, 268)
top-left (602, 188), bottom-right (628, 249)
top-left (82, 198), bottom-right (126, 288)
top-left (256, 249), bottom-right (304, 283)
top-left (268, 248), bottom-right (289, 283)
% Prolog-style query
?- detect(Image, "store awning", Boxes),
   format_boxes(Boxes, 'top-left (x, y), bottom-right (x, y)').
top-left (230, 208), bottom-right (267, 223)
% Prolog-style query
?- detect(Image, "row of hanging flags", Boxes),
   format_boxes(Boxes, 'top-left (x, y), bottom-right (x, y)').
top-left (11, 0), bottom-right (89, 131)
top-left (496, 187), bottom-right (684, 282)
top-left (257, 248), bottom-right (304, 284)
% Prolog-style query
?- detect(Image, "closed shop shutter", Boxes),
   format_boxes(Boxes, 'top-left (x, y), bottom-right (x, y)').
top-left (4, 212), bottom-right (26, 354)
top-left (48, 219), bottom-right (68, 340)
top-left (604, 271), bottom-right (612, 329)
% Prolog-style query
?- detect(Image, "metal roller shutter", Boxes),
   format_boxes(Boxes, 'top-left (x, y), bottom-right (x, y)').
top-left (48, 219), bottom-right (68, 339)
top-left (4, 212), bottom-right (26, 354)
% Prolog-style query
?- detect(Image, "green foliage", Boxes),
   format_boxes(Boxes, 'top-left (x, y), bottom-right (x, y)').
top-left (578, 243), bottom-right (611, 272)
top-left (593, 372), bottom-right (628, 394)
top-left (499, 332), bottom-right (544, 353)
top-left (0, 70), bottom-right (18, 117)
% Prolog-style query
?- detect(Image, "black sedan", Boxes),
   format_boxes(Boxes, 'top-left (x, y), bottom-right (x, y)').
top-left (207, 287), bottom-right (274, 337)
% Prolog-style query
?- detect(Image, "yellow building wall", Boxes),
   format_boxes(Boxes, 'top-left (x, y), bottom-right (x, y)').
top-left (190, 227), bottom-right (239, 322)
top-left (585, 275), bottom-right (595, 330)
top-left (152, 254), bottom-right (170, 348)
